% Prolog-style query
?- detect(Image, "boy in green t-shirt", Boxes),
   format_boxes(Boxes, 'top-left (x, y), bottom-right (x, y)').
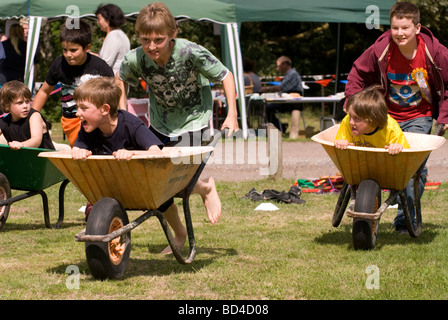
top-left (117, 2), bottom-right (239, 253)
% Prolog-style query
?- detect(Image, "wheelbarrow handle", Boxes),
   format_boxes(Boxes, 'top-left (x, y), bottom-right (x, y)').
top-left (209, 129), bottom-right (228, 148)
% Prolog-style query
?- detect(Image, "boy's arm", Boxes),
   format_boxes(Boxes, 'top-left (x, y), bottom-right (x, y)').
top-left (8, 112), bottom-right (43, 150)
top-left (220, 71), bottom-right (239, 135)
top-left (32, 82), bottom-right (55, 112)
top-left (116, 73), bottom-right (128, 110)
top-left (71, 147), bottom-right (92, 160)
top-left (334, 139), bottom-right (351, 150)
top-left (385, 143), bottom-right (404, 155)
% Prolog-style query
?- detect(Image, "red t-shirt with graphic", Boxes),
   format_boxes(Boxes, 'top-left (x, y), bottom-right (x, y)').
top-left (386, 35), bottom-right (432, 122)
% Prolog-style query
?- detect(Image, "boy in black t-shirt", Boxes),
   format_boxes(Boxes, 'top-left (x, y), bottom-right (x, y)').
top-left (72, 77), bottom-right (185, 249)
top-left (72, 77), bottom-right (162, 159)
top-left (32, 19), bottom-right (114, 147)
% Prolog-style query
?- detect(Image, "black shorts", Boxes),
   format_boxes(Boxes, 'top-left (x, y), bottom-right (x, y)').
top-left (149, 126), bottom-right (211, 213)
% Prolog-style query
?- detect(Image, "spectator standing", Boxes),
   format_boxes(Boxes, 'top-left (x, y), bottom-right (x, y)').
top-left (95, 4), bottom-right (131, 74)
top-left (0, 24), bottom-right (27, 85)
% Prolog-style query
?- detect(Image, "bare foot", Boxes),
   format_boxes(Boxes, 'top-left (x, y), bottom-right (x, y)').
top-left (161, 234), bottom-right (186, 255)
top-left (195, 177), bottom-right (222, 224)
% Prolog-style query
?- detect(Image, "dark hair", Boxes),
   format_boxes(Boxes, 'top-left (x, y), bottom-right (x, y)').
top-left (0, 80), bottom-right (32, 113)
top-left (95, 4), bottom-right (126, 29)
top-left (60, 19), bottom-right (92, 48)
top-left (390, 1), bottom-right (420, 25)
top-left (243, 58), bottom-right (256, 72)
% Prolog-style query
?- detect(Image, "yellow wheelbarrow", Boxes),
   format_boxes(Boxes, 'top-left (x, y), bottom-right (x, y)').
top-left (40, 131), bottom-right (223, 280)
top-left (311, 125), bottom-right (445, 250)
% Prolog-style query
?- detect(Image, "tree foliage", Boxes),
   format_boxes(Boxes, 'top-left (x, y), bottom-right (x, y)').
top-left (2, 0), bottom-right (448, 120)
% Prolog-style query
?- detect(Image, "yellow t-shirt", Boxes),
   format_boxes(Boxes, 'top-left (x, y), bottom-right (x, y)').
top-left (335, 114), bottom-right (410, 149)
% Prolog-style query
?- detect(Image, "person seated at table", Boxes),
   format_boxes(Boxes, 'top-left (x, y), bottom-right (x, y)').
top-left (243, 57), bottom-right (261, 94)
top-left (0, 80), bottom-right (55, 150)
top-left (334, 86), bottom-right (409, 155)
top-left (262, 56), bottom-right (304, 134)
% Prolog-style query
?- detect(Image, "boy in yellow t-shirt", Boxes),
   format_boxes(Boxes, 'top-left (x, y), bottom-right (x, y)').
top-left (335, 86), bottom-right (410, 155)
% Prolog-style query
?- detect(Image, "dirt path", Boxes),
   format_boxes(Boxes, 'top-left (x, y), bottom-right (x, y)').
top-left (202, 139), bottom-right (448, 183)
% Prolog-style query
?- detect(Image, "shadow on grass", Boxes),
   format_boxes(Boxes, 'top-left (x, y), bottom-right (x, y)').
top-left (1, 220), bottom-right (82, 231)
top-left (48, 246), bottom-right (237, 280)
top-left (314, 222), bottom-right (441, 250)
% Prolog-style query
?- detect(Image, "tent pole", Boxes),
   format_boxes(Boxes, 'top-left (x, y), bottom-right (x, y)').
top-left (333, 22), bottom-right (341, 116)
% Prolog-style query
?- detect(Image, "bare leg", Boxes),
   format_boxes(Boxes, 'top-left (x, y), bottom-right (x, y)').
top-left (289, 110), bottom-right (300, 139)
top-left (161, 203), bottom-right (187, 254)
top-left (192, 176), bottom-right (221, 224)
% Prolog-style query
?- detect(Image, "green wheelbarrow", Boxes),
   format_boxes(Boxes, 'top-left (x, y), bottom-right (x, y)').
top-left (0, 144), bottom-right (69, 231)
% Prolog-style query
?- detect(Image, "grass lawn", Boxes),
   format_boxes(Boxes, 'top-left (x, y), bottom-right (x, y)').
top-left (1, 111), bottom-right (448, 303)
top-left (1, 176), bottom-right (448, 300)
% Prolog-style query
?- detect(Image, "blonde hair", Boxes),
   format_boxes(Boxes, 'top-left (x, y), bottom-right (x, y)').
top-left (73, 77), bottom-right (121, 117)
top-left (8, 24), bottom-right (25, 55)
top-left (135, 2), bottom-right (178, 37)
top-left (346, 86), bottom-right (388, 129)
top-left (0, 80), bottom-right (31, 113)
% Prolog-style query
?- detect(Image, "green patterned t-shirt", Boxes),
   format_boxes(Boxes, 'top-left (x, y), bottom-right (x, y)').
top-left (119, 38), bottom-right (229, 136)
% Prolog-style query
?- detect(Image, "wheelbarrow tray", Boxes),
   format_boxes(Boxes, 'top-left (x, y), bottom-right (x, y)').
top-left (39, 146), bottom-right (214, 210)
top-left (311, 125), bottom-right (446, 190)
top-left (0, 144), bottom-right (66, 191)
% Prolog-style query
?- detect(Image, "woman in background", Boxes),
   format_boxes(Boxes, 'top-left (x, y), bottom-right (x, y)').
top-left (95, 3), bottom-right (131, 74)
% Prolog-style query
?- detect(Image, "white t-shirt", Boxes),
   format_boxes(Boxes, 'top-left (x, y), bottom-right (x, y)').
top-left (99, 29), bottom-right (130, 74)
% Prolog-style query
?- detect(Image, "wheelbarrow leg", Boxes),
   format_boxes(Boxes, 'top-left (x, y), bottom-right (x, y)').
top-left (332, 182), bottom-right (354, 227)
top-left (154, 201), bottom-right (196, 265)
top-left (55, 179), bottom-right (70, 229)
top-left (399, 170), bottom-right (422, 238)
top-left (39, 190), bottom-right (51, 228)
top-left (158, 129), bottom-right (226, 264)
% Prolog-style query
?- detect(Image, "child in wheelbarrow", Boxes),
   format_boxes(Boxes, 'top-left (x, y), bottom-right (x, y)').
top-left (72, 76), bottom-right (187, 255)
top-left (0, 80), bottom-right (55, 150)
top-left (334, 86), bottom-right (410, 155)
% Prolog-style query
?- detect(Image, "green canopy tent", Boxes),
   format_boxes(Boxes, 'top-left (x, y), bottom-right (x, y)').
top-left (0, 0), bottom-right (395, 137)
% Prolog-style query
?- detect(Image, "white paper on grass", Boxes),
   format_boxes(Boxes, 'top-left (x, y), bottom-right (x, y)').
top-left (254, 202), bottom-right (279, 211)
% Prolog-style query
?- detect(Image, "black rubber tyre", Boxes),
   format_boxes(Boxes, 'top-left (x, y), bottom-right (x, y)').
top-left (332, 182), bottom-right (351, 227)
top-left (0, 173), bottom-right (11, 231)
top-left (85, 197), bottom-right (131, 280)
top-left (352, 179), bottom-right (381, 250)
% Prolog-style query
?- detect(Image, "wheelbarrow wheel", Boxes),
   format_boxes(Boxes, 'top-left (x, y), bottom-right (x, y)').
top-left (85, 197), bottom-right (131, 280)
top-left (352, 179), bottom-right (381, 250)
top-left (0, 173), bottom-right (12, 231)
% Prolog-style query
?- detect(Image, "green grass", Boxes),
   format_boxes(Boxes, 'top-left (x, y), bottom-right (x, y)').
top-left (1, 178), bottom-right (448, 300)
top-left (2, 118), bottom-right (448, 302)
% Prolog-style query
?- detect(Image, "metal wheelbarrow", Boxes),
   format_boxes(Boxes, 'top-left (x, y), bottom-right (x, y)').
top-left (311, 125), bottom-right (445, 250)
top-left (0, 145), bottom-right (69, 231)
top-left (40, 130), bottom-right (224, 280)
